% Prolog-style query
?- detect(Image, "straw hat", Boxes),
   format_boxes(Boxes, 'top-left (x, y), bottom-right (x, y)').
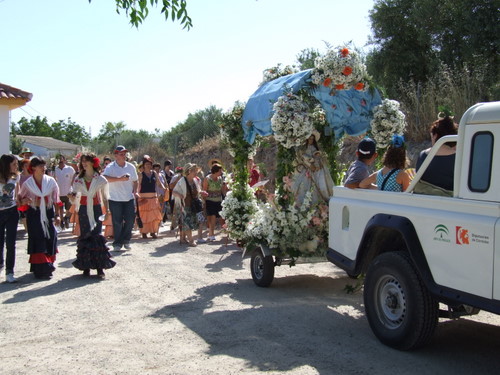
top-left (208, 158), bottom-right (222, 168)
top-left (183, 163), bottom-right (199, 176)
top-left (19, 147), bottom-right (34, 158)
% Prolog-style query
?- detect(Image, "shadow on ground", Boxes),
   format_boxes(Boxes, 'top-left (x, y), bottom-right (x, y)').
top-left (148, 274), bottom-right (500, 374)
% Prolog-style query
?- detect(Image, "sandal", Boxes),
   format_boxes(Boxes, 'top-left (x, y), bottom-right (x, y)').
top-left (180, 239), bottom-right (188, 244)
top-left (188, 242), bottom-right (197, 247)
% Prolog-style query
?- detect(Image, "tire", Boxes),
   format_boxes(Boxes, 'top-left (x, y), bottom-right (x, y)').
top-left (364, 252), bottom-right (438, 350)
top-left (250, 249), bottom-right (275, 287)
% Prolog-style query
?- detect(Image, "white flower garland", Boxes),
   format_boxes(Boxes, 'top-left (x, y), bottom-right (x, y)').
top-left (271, 93), bottom-right (314, 149)
top-left (261, 64), bottom-right (298, 85)
top-left (370, 99), bottom-right (407, 148)
top-left (220, 188), bottom-right (259, 240)
top-left (311, 46), bottom-right (368, 91)
top-left (246, 191), bottom-right (328, 256)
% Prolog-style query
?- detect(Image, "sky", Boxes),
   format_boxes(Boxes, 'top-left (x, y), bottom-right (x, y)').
top-left (0, 0), bottom-right (375, 137)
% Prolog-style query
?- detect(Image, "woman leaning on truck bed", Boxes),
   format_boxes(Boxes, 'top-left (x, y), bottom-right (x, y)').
top-left (414, 114), bottom-right (458, 196)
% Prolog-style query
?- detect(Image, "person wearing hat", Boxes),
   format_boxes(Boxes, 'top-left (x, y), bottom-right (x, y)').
top-left (291, 130), bottom-right (334, 205)
top-left (344, 137), bottom-right (378, 189)
top-left (171, 163), bottom-right (201, 246)
top-left (19, 147), bottom-right (34, 160)
top-left (102, 145), bottom-right (139, 252)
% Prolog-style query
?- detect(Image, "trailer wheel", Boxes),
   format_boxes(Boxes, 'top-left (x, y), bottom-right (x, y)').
top-left (250, 249), bottom-right (275, 287)
top-left (364, 251), bottom-right (438, 350)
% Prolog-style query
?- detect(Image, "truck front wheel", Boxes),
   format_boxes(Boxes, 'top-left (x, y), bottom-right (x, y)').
top-left (364, 251), bottom-right (438, 350)
top-left (250, 249), bottom-right (275, 287)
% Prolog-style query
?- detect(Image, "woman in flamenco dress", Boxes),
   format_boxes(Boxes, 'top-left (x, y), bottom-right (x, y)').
top-left (71, 153), bottom-right (116, 278)
top-left (17, 157), bottom-right (61, 279)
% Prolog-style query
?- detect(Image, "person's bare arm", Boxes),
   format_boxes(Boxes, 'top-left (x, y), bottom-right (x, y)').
top-left (359, 173), bottom-right (377, 189)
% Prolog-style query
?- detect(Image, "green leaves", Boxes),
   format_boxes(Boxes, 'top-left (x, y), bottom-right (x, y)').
top-left (368, 0), bottom-right (499, 98)
top-left (11, 116), bottom-right (91, 145)
top-left (89, 0), bottom-right (192, 29)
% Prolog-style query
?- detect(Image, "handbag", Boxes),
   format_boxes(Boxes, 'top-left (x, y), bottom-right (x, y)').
top-left (185, 177), bottom-right (203, 213)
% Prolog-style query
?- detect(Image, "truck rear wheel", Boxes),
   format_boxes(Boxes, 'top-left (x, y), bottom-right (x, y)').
top-left (364, 251), bottom-right (438, 350)
top-left (250, 249), bottom-right (275, 287)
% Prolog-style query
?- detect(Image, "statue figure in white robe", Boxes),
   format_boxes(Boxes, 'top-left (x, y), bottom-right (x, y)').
top-left (291, 130), bottom-right (334, 206)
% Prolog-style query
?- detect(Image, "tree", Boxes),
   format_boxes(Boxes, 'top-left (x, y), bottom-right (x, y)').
top-left (11, 116), bottom-right (90, 145)
top-left (52, 118), bottom-right (91, 145)
top-left (160, 105), bottom-right (223, 154)
top-left (367, 0), bottom-right (499, 98)
top-left (96, 121), bottom-right (127, 144)
top-left (296, 48), bottom-right (320, 70)
top-left (89, 0), bottom-right (192, 29)
top-left (367, 0), bottom-right (436, 96)
top-left (9, 136), bottom-right (23, 155)
top-left (12, 116), bottom-right (53, 137)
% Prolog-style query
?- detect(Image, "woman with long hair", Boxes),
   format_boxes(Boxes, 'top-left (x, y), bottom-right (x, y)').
top-left (71, 153), bottom-right (115, 278)
top-left (137, 156), bottom-right (165, 239)
top-left (415, 115), bottom-right (459, 196)
top-left (0, 154), bottom-right (21, 283)
top-left (18, 157), bottom-right (61, 279)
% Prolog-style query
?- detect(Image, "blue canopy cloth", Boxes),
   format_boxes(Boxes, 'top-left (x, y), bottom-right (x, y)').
top-left (241, 70), bottom-right (382, 144)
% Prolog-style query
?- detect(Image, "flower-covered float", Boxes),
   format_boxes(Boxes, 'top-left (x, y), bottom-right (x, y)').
top-left (220, 45), bottom-right (405, 287)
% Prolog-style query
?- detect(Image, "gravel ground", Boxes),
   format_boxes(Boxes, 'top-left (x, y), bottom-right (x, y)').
top-left (1, 224), bottom-right (499, 375)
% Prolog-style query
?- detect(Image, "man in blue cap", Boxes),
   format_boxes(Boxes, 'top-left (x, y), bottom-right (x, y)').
top-left (344, 138), bottom-right (378, 189)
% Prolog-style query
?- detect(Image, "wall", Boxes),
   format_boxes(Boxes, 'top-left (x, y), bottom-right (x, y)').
top-left (0, 106), bottom-right (10, 154)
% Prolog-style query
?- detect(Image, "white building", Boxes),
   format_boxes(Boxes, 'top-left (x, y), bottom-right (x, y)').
top-left (16, 135), bottom-right (80, 159)
top-left (0, 83), bottom-right (32, 154)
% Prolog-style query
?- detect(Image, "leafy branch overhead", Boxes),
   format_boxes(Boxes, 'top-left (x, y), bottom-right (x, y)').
top-left (89, 0), bottom-right (193, 29)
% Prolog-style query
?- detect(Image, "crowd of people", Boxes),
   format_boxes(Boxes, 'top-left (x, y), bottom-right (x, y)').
top-left (1, 115), bottom-right (457, 284)
top-left (0, 145), bottom-right (235, 283)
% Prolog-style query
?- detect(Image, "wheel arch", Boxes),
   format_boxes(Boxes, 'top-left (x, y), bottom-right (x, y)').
top-left (354, 214), bottom-right (435, 286)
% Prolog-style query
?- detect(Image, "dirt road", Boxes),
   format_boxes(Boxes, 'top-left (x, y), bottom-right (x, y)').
top-left (1, 225), bottom-right (499, 374)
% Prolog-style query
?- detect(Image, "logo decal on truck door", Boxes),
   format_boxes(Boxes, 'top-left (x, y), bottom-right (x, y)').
top-left (456, 226), bottom-right (470, 245)
top-left (433, 224), bottom-right (451, 242)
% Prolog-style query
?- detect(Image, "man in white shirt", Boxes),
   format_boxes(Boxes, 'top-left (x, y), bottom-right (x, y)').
top-left (103, 145), bottom-right (138, 251)
top-left (54, 155), bottom-right (75, 229)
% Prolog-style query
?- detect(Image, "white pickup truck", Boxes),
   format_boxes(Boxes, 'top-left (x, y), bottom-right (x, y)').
top-left (327, 101), bottom-right (500, 350)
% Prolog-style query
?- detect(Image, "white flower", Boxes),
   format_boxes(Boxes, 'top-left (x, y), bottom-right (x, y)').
top-left (370, 99), bottom-right (407, 149)
top-left (311, 46), bottom-right (369, 91)
top-left (271, 93), bottom-right (314, 149)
